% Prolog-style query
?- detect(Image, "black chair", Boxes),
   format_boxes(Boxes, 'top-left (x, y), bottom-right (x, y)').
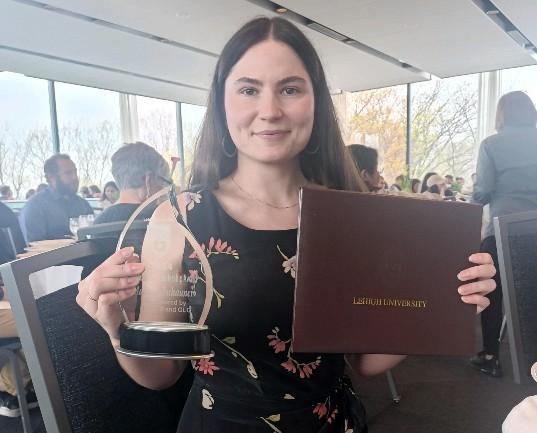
top-left (0, 239), bottom-right (192, 433)
top-left (0, 227), bottom-right (18, 265)
top-left (77, 220), bottom-right (148, 242)
top-left (0, 338), bottom-right (34, 432)
top-left (494, 210), bottom-right (537, 385)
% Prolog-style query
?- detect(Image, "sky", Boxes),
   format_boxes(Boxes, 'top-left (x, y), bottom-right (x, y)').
top-left (0, 71), bottom-right (208, 136)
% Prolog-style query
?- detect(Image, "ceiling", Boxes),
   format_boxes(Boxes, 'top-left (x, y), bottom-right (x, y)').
top-left (0, 0), bottom-right (535, 105)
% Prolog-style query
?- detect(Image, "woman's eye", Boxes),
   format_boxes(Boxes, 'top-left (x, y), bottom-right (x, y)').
top-left (282, 87), bottom-right (300, 96)
top-left (240, 87), bottom-right (258, 96)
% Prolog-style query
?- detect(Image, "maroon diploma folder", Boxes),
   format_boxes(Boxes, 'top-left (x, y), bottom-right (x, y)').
top-left (292, 187), bottom-right (483, 356)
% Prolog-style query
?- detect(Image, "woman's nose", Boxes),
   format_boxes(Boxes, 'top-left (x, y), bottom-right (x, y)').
top-left (258, 93), bottom-right (283, 121)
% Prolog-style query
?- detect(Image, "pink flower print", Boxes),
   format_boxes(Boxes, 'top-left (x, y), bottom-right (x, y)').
top-left (277, 245), bottom-right (296, 279)
top-left (188, 270), bottom-right (199, 284)
top-left (185, 192), bottom-right (202, 211)
top-left (267, 327), bottom-right (290, 354)
top-left (189, 243), bottom-right (205, 260)
top-left (268, 338), bottom-right (287, 354)
top-left (327, 408), bottom-right (338, 424)
top-left (313, 402), bottom-right (328, 419)
top-left (214, 238), bottom-right (228, 252)
top-left (197, 358), bottom-right (220, 376)
top-left (205, 237), bottom-right (239, 259)
top-left (302, 364), bottom-right (314, 378)
top-left (282, 256), bottom-right (297, 279)
top-left (281, 358), bottom-right (297, 374)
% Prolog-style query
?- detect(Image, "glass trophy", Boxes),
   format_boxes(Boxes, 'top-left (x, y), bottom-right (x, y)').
top-left (115, 185), bottom-right (213, 360)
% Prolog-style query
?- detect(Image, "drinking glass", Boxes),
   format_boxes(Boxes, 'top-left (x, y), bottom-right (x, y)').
top-left (78, 214), bottom-right (94, 228)
top-left (69, 217), bottom-right (79, 237)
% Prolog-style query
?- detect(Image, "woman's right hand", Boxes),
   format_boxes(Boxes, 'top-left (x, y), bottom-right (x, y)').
top-left (76, 247), bottom-right (144, 340)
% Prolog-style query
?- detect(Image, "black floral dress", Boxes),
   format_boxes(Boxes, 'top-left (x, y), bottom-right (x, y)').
top-left (176, 188), bottom-right (366, 433)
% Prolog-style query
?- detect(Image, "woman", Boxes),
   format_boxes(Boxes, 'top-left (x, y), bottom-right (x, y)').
top-left (77, 17), bottom-right (496, 432)
top-left (470, 91), bottom-right (537, 378)
top-left (99, 181), bottom-right (119, 209)
top-left (422, 174), bottom-right (447, 200)
top-left (347, 144), bottom-right (382, 192)
top-left (420, 172), bottom-right (437, 193)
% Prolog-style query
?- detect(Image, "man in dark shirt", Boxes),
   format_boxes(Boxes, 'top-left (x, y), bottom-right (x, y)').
top-left (19, 154), bottom-right (93, 242)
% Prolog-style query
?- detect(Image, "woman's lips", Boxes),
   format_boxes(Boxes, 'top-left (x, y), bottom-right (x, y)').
top-left (254, 130), bottom-right (290, 140)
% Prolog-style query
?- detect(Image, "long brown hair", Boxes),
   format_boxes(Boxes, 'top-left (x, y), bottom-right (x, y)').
top-left (189, 17), bottom-right (365, 192)
top-left (495, 91), bottom-right (537, 131)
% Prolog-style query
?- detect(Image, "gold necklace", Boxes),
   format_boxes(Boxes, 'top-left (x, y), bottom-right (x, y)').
top-left (231, 175), bottom-right (300, 210)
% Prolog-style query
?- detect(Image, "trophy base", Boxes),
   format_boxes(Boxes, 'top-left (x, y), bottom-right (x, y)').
top-left (118, 322), bottom-right (211, 359)
top-left (116, 347), bottom-right (214, 360)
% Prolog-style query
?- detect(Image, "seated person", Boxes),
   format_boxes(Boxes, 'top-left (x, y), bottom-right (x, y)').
top-left (99, 181), bottom-right (120, 209)
top-left (0, 201), bottom-right (25, 260)
top-left (0, 186), bottom-right (13, 201)
top-left (19, 154), bottom-right (93, 242)
top-left (422, 174), bottom-right (447, 200)
top-left (95, 142), bottom-right (170, 224)
top-left (390, 174), bottom-right (404, 192)
top-left (421, 172), bottom-right (437, 193)
top-left (88, 185), bottom-right (101, 199)
top-left (347, 144), bottom-right (383, 192)
top-left (0, 202), bottom-right (36, 417)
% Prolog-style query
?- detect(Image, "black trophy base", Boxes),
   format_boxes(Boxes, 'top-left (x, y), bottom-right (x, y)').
top-left (118, 322), bottom-right (212, 360)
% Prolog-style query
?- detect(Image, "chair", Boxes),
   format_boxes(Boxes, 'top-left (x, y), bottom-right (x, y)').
top-left (0, 338), bottom-right (33, 432)
top-left (0, 239), bottom-right (192, 433)
top-left (0, 226), bottom-right (18, 265)
top-left (494, 210), bottom-right (537, 385)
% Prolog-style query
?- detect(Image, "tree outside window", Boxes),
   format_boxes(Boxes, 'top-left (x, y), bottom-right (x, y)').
top-left (0, 72), bottom-right (52, 198)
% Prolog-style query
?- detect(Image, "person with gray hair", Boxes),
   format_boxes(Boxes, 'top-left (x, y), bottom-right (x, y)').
top-left (94, 142), bottom-right (170, 224)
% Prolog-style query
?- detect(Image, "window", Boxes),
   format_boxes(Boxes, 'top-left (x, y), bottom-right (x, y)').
top-left (344, 85), bottom-right (407, 185)
top-left (181, 103), bottom-right (207, 181)
top-left (55, 82), bottom-right (121, 190)
top-left (410, 74), bottom-right (479, 183)
top-left (0, 72), bottom-right (52, 198)
top-left (137, 95), bottom-right (178, 162)
top-left (501, 64), bottom-right (537, 104)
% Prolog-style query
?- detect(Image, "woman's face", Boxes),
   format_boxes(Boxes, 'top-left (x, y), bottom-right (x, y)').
top-left (105, 186), bottom-right (119, 203)
top-left (363, 169), bottom-right (382, 191)
top-left (224, 39), bottom-right (315, 165)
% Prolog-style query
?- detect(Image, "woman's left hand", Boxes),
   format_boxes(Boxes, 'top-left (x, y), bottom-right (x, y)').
top-left (457, 253), bottom-right (496, 314)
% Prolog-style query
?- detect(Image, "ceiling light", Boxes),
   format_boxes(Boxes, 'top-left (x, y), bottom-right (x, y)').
top-left (275, 7), bottom-right (288, 13)
top-left (306, 22), bottom-right (347, 41)
top-left (507, 29), bottom-right (529, 46)
top-left (485, 9), bottom-right (499, 15)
